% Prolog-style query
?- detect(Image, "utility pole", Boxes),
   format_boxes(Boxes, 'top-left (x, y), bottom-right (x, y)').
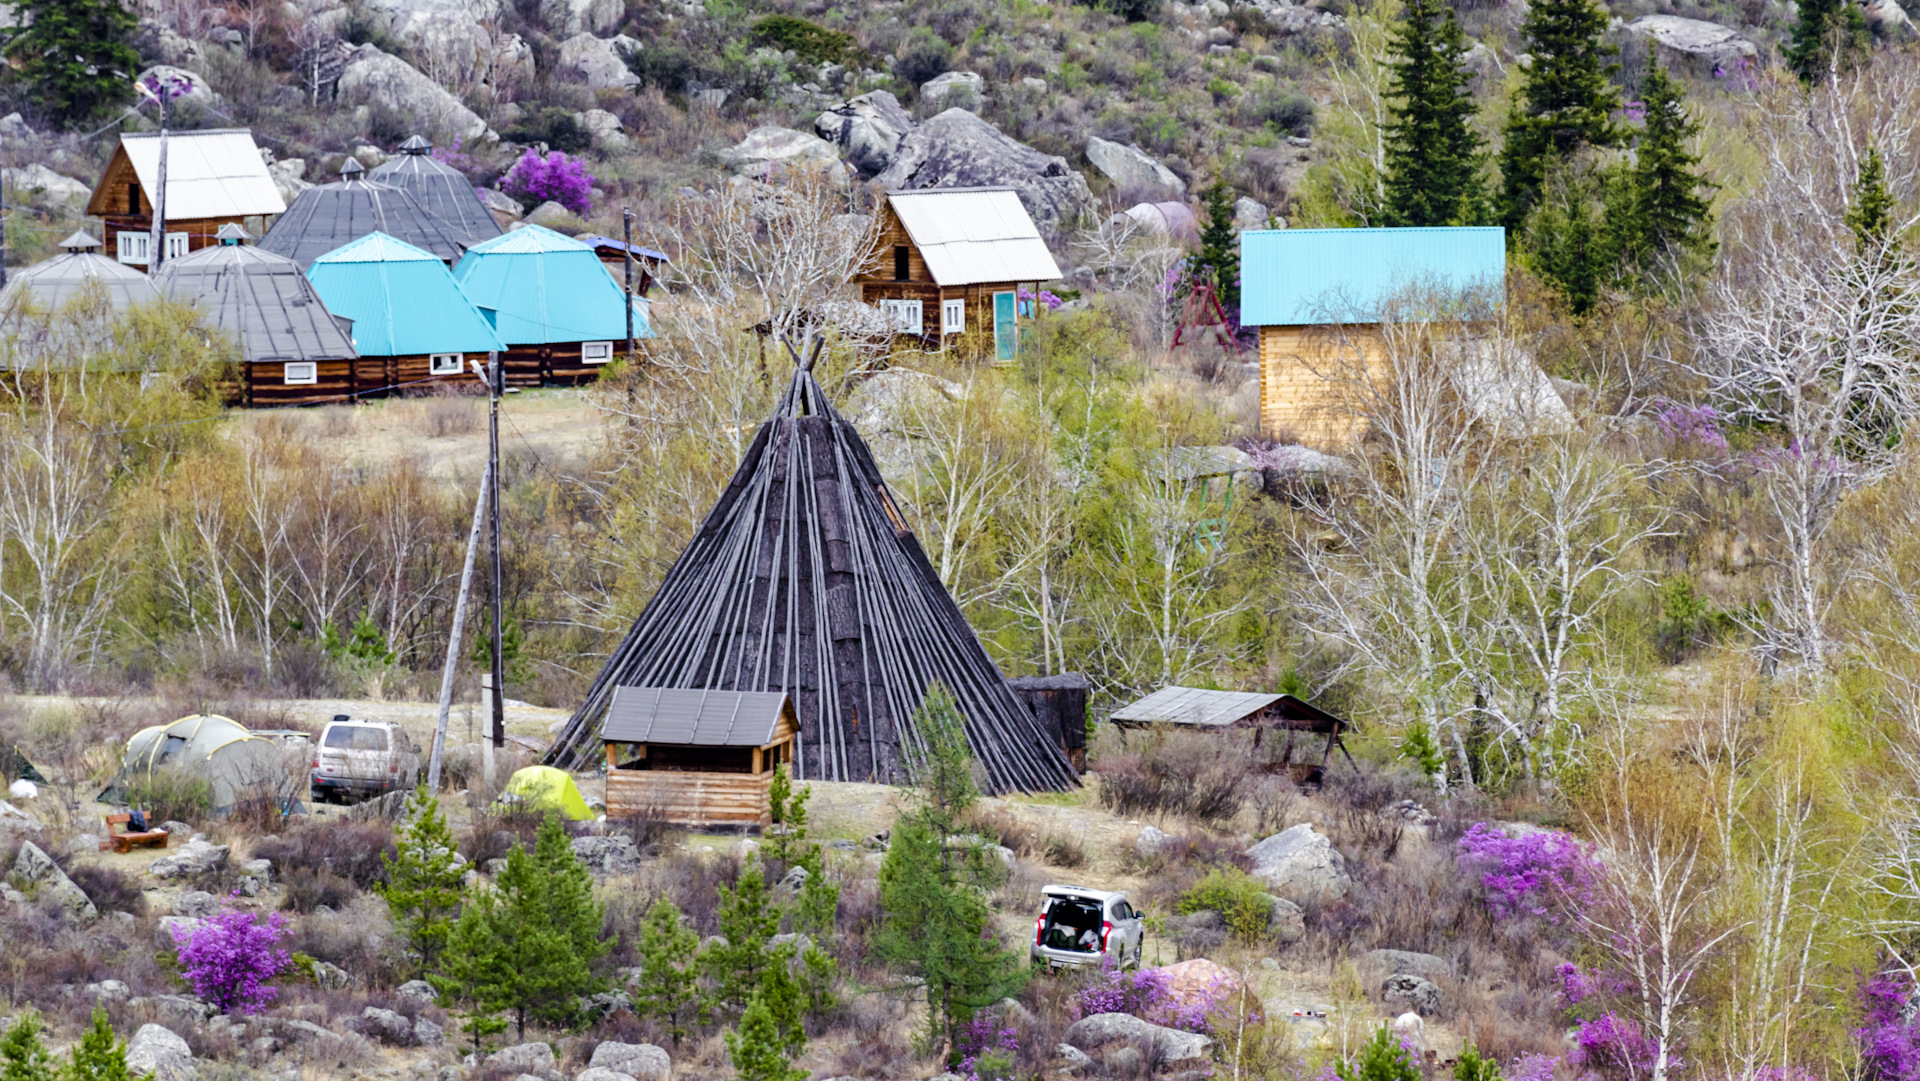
top-left (427, 459), bottom-right (491, 792)
top-left (1, 119), bottom-right (9, 290)
top-left (148, 87), bottom-right (169, 271)
top-left (622, 206), bottom-right (635, 361)
top-left (487, 350), bottom-right (504, 755)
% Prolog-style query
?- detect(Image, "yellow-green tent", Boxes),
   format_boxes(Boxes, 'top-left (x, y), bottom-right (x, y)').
top-left (499, 765), bottom-right (594, 821)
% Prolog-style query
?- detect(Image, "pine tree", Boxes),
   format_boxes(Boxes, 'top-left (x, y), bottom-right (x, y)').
top-left (381, 785), bottom-right (467, 974)
top-left (725, 992), bottom-right (808, 1081)
top-left (1381, 0), bottom-right (1485, 227)
top-left (703, 861), bottom-right (781, 1019)
top-left (634, 897), bottom-right (703, 1045)
top-left (1847, 146), bottom-right (1896, 256)
top-left (1498, 0), bottom-right (1620, 230)
top-left (1334, 1024), bottom-right (1423, 1081)
top-left (0, 1012), bottom-right (55, 1081)
top-left (1621, 56), bottom-right (1714, 274)
top-left (1453, 1045), bottom-right (1504, 1081)
top-left (1195, 184), bottom-right (1241, 313)
top-left (0, 0), bottom-right (138, 129)
top-left (64, 1009), bottom-right (131, 1081)
top-left (1786, 0), bottom-right (1867, 82)
top-left (533, 812), bottom-right (609, 987)
top-left (430, 892), bottom-right (511, 1054)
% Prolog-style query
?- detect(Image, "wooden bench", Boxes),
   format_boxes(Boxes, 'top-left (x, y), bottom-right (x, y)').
top-left (100, 813), bottom-right (169, 854)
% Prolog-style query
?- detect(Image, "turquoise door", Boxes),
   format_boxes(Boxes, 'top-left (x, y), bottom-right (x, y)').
top-left (993, 291), bottom-right (1017, 361)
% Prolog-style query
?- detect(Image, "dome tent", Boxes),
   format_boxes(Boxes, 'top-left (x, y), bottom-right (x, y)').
top-left (100, 714), bottom-right (297, 815)
top-left (498, 765), bottom-right (593, 821)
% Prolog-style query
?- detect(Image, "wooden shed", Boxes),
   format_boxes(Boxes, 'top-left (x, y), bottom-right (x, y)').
top-left (1006, 674), bottom-right (1090, 773)
top-left (602, 687), bottom-right (798, 829)
top-left (86, 129), bottom-right (287, 268)
top-left (855, 187), bottom-right (1060, 361)
top-left (1110, 686), bottom-right (1354, 789)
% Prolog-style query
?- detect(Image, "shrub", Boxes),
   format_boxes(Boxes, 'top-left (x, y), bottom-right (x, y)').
top-left (63, 863), bottom-right (146, 917)
top-left (1074, 956), bottom-right (1219, 1033)
top-left (894, 28), bottom-right (952, 89)
top-left (279, 866), bottom-right (354, 913)
top-left (1855, 970), bottom-right (1920, 1078)
top-left (1454, 822), bottom-right (1600, 921)
top-left (1335, 1024), bottom-right (1421, 1081)
top-left (499, 107), bottom-right (591, 155)
top-left (954, 1013), bottom-right (1018, 1081)
top-left (1175, 868), bottom-right (1271, 941)
top-left (171, 896), bottom-right (293, 1014)
top-left (752, 15), bottom-right (860, 67)
top-left (499, 149), bottom-right (595, 217)
top-left (629, 43), bottom-right (697, 93)
top-left (253, 819), bottom-right (395, 892)
top-left (122, 770), bottom-right (212, 825)
top-left (1238, 88), bottom-right (1315, 136)
top-left (1094, 733), bottom-right (1246, 823)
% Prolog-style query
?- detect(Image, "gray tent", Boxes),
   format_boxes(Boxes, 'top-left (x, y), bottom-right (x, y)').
top-left (259, 158), bottom-right (467, 268)
top-left (0, 232), bottom-right (161, 312)
top-left (153, 225), bottom-right (358, 364)
top-left (367, 136), bottom-right (502, 248)
top-left (101, 714), bottom-right (298, 814)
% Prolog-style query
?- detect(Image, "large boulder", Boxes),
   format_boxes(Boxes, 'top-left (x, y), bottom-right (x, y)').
top-left (720, 126), bottom-right (845, 180)
top-left (354, 0), bottom-right (532, 85)
top-left (136, 65), bottom-right (218, 108)
top-left (156, 915), bottom-right (204, 952)
top-left (1623, 16), bottom-right (1757, 76)
top-left (361, 1007), bottom-right (414, 1045)
top-left (815, 90), bottom-right (915, 177)
top-left (541, 0), bottom-right (622, 36)
top-left (574, 108), bottom-right (630, 150)
top-left (1085, 136), bottom-right (1184, 199)
top-left (1061, 1013), bottom-right (1212, 1066)
top-left (1149, 958), bottom-right (1242, 1015)
top-left (171, 890), bottom-right (218, 918)
top-left (1864, 0), bottom-right (1915, 35)
top-left (1264, 894), bottom-right (1305, 943)
top-left (571, 835), bottom-right (643, 876)
top-left (126, 1024), bottom-right (195, 1081)
top-left (1, 163), bottom-right (90, 214)
top-left (1363, 948), bottom-right (1452, 983)
top-left (150, 839), bottom-right (230, 880)
top-left (874, 108), bottom-right (1092, 231)
top-left (335, 44), bottom-right (494, 141)
top-left (1382, 973), bottom-right (1441, 1016)
top-left (1134, 825), bottom-right (1171, 861)
top-left (558, 33), bottom-right (640, 90)
top-left (921, 70), bottom-right (984, 108)
top-left (588, 1041), bottom-right (670, 1081)
top-left (0, 799), bottom-right (40, 835)
top-left (8, 841), bottom-right (97, 922)
top-left (1244, 824), bottom-right (1351, 905)
top-left (489, 1042), bottom-right (557, 1075)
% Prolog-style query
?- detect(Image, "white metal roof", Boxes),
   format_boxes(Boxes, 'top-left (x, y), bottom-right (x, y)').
top-left (1109, 685), bottom-right (1282, 727)
top-left (887, 187), bottom-right (1061, 286)
top-left (119, 129), bottom-right (286, 219)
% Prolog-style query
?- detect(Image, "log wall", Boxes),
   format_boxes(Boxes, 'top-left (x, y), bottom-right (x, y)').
top-left (239, 353), bottom-right (485, 407)
top-left (606, 767), bottom-right (772, 827)
top-left (1258, 324), bottom-right (1385, 449)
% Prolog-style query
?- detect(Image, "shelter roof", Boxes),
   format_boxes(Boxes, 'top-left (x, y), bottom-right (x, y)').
top-left (1110, 686), bottom-right (1282, 728)
top-left (886, 187), bottom-right (1062, 286)
top-left (574, 234), bottom-right (672, 263)
top-left (88, 129), bottom-right (286, 220)
top-left (452, 224), bottom-right (652, 345)
top-left (0, 251), bottom-right (160, 311)
top-left (1152, 445), bottom-right (1255, 482)
top-left (1006, 673), bottom-right (1091, 691)
top-left (259, 173), bottom-right (467, 268)
top-left (153, 241), bottom-right (358, 364)
top-left (366, 139), bottom-right (503, 246)
top-left (1239, 227), bottom-right (1506, 326)
top-left (306, 232), bottom-right (503, 357)
top-left (603, 687), bottom-right (793, 746)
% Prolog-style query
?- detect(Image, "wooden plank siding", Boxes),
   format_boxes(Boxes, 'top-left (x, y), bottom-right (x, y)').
top-left (89, 146), bottom-right (270, 263)
top-left (501, 343), bottom-right (611, 389)
top-left (606, 768), bottom-right (775, 827)
top-left (1258, 323), bottom-right (1387, 449)
top-left (239, 352), bottom-right (486, 406)
top-left (853, 201), bottom-right (1028, 341)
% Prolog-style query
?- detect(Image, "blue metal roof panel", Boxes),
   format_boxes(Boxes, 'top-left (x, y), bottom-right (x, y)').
top-left (1239, 226), bottom-right (1506, 326)
top-left (305, 232), bottom-right (503, 356)
top-left (452, 225), bottom-right (654, 345)
top-left (574, 234), bottom-right (671, 262)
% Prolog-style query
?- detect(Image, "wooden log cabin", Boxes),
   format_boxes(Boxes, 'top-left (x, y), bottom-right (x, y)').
top-left (1109, 686), bottom-right (1355, 789)
top-left (451, 224), bottom-right (651, 388)
top-left (855, 187), bottom-right (1061, 361)
top-left (303, 231), bottom-right (503, 400)
top-left (602, 687), bottom-right (798, 829)
top-left (86, 129), bottom-right (287, 267)
top-left (1239, 227), bottom-right (1508, 450)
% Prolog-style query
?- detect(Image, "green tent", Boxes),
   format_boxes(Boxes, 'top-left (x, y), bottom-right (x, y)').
top-left (499, 765), bottom-right (594, 821)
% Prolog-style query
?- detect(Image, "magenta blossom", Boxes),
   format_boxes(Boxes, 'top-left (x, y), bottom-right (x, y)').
top-left (1456, 822), bottom-right (1602, 922)
top-left (1570, 1012), bottom-right (1664, 1077)
top-left (171, 893), bottom-right (292, 1014)
top-left (1857, 969), bottom-right (1920, 1081)
top-left (1074, 956), bottom-right (1225, 1034)
top-left (954, 1013), bottom-right (1018, 1081)
top-left (500, 149), bottom-right (595, 217)
top-left (1654, 401), bottom-right (1729, 452)
top-left (1507, 1054), bottom-right (1560, 1081)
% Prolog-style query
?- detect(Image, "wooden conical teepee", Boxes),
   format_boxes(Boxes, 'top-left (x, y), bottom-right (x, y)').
top-left (544, 350), bottom-right (1079, 794)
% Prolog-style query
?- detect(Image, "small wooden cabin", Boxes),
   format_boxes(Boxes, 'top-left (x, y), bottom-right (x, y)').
top-left (855, 187), bottom-right (1061, 361)
top-left (1006, 674), bottom-right (1090, 773)
top-left (602, 687), bottom-right (798, 829)
top-left (574, 234), bottom-right (670, 296)
top-left (451, 224), bottom-right (651, 388)
top-left (304, 231), bottom-right (503, 400)
top-left (86, 129), bottom-right (287, 267)
top-left (1110, 686), bottom-right (1353, 789)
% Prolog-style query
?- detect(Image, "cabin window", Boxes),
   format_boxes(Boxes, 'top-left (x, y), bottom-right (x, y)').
top-left (127, 183), bottom-right (141, 214)
top-left (893, 245), bottom-right (910, 281)
top-left (165, 233), bottom-right (189, 260)
top-left (283, 362), bottom-right (317, 385)
top-left (581, 341), bottom-right (615, 364)
top-left (429, 353), bottom-right (462, 375)
top-left (942, 298), bottom-right (965, 334)
top-left (880, 299), bottom-right (922, 333)
top-left (116, 232), bottom-right (149, 265)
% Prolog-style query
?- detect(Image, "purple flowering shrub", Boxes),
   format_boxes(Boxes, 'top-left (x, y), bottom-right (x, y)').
top-left (954, 1014), bottom-right (1018, 1081)
top-left (1506, 1054), bottom-right (1560, 1081)
top-left (1569, 1012), bottom-right (1662, 1078)
top-left (1016, 286), bottom-right (1065, 312)
top-left (1074, 957), bottom-right (1223, 1033)
top-left (500, 150), bottom-right (595, 217)
top-left (1653, 401), bottom-right (1729, 452)
top-left (171, 894), bottom-right (292, 1014)
top-left (1455, 822), bottom-right (1601, 921)
top-left (1857, 970), bottom-right (1920, 1081)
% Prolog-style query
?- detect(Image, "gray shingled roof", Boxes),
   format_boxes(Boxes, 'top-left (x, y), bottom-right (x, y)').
top-left (1109, 686), bottom-right (1282, 727)
top-left (602, 686), bottom-right (792, 746)
top-left (0, 249), bottom-right (160, 312)
top-left (152, 242), bottom-right (358, 364)
top-left (258, 166), bottom-right (467, 268)
top-left (366, 138), bottom-right (503, 247)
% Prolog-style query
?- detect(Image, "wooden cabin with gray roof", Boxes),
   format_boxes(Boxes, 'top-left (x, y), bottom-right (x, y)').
top-left (601, 687), bottom-right (799, 828)
top-left (87, 129), bottom-right (287, 267)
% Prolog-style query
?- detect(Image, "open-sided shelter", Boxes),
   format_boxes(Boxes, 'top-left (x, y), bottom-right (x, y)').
top-left (100, 714), bottom-right (297, 814)
top-left (305, 231), bottom-right (503, 398)
top-left (366, 136), bottom-right (503, 248)
top-left (1241, 227), bottom-right (1508, 449)
top-left (451, 224), bottom-right (652, 386)
top-left (574, 233), bottom-right (670, 296)
top-left (87, 129), bottom-right (287, 267)
top-left (0, 232), bottom-right (162, 314)
top-left (855, 187), bottom-right (1061, 359)
top-left (602, 687), bottom-right (799, 827)
top-left (153, 224), bottom-right (361, 406)
top-left (260, 158), bottom-right (467, 269)
top-left (544, 355), bottom-right (1080, 795)
top-left (1111, 686), bottom-right (1354, 788)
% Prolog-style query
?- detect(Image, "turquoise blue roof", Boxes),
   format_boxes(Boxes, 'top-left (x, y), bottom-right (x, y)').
top-left (306, 232), bottom-right (503, 357)
top-left (1239, 226), bottom-right (1505, 326)
top-left (452, 224), bottom-right (653, 346)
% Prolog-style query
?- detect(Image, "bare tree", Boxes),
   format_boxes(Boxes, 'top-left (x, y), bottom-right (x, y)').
top-left (233, 421), bottom-right (302, 676)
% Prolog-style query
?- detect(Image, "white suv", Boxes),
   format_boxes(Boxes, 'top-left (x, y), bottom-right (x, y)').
top-left (310, 716), bottom-right (419, 804)
top-left (1031, 885), bottom-right (1145, 969)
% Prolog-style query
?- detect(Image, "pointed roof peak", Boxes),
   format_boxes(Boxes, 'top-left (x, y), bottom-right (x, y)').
top-left (58, 231), bottom-right (102, 252)
top-left (313, 231), bottom-right (442, 264)
top-left (462, 222), bottom-right (592, 255)
top-left (399, 135), bottom-right (432, 154)
top-left (339, 156), bottom-right (364, 178)
top-left (216, 223), bottom-right (253, 244)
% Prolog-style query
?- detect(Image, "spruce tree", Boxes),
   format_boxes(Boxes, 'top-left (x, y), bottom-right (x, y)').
top-left (634, 897), bottom-right (703, 1045)
top-left (1381, 0), bottom-right (1485, 227)
top-left (726, 992), bottom-right (807, 1081)
top-left (381, 785), bottom-right (467, 974)
top-left (64, 1009), bottom-right (131, 1081)
top-left (0, 0), bottom-right (138, 128)
top-left (1847, 146), bottom-right (1896, 255)
top-left (1498, 0), bottom-right (1620, 230)
top-left (1787, 0), bottom-right (1867, 82)
top-left (1622, 56), bottom-right (1715, 273)
top-left (430, 893), bottom-right (510, 1054)
top-left (0, 1012), bottom-right (55, 1081)
top-left (1195, 183), bottom-right (1241, 313)
top-left (702, 861), bottom-right (781, 1018)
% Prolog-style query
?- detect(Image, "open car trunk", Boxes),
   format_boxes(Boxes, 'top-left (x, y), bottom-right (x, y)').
top-left (1039, 896), bottom-right (1104, 953)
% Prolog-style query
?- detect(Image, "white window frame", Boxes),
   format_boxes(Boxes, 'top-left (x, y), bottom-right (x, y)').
top-left (941, 298), bottom-right (966, 335)
top-left (116, 231), bottom-right (188, 265)
top-left (581, 341), bottom-right (615, 365)
top-left (165, 232), bottom-right (189, 260)
top-left (881, 299), bottom-right (923, 333)
top-left (283, 362), bottom-right (317, 385)
top-left (429, 353), bottom-right (462, 375)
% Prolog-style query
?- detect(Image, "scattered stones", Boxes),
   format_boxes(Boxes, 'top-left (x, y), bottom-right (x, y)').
top-left (1063, 1013), bottom-right (1213, 1065)
top-left (172, 890), bottom-right (218, 918)
top-left (149, 839), bottom-right (230, 880)
top-left (571, 835), bottom-right (643, 875)
top-left (362, 1007), bottom-right (414, 1046)
top-left (310, 960), bottom-right (350, 990)
top-left (1245, 824), bottom-right (1352, 905)
top-left (920, 70), bottom-right (984, 107)
top-left (126, 1023), bottom-right (196, 1081)
top-left (1382, 973), bottom-right (1441, 1016)
top-left (588, 1041), bottom-right (669, 1081)
top-left (489, 1042), bottom-right (557, 1076)
top-left (84, 980), bottom-right (130, 1003)
top-left (1134, 825), bottom-right (1169, 860)
top-left (1085, 136), bottom-right (1185, 199)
